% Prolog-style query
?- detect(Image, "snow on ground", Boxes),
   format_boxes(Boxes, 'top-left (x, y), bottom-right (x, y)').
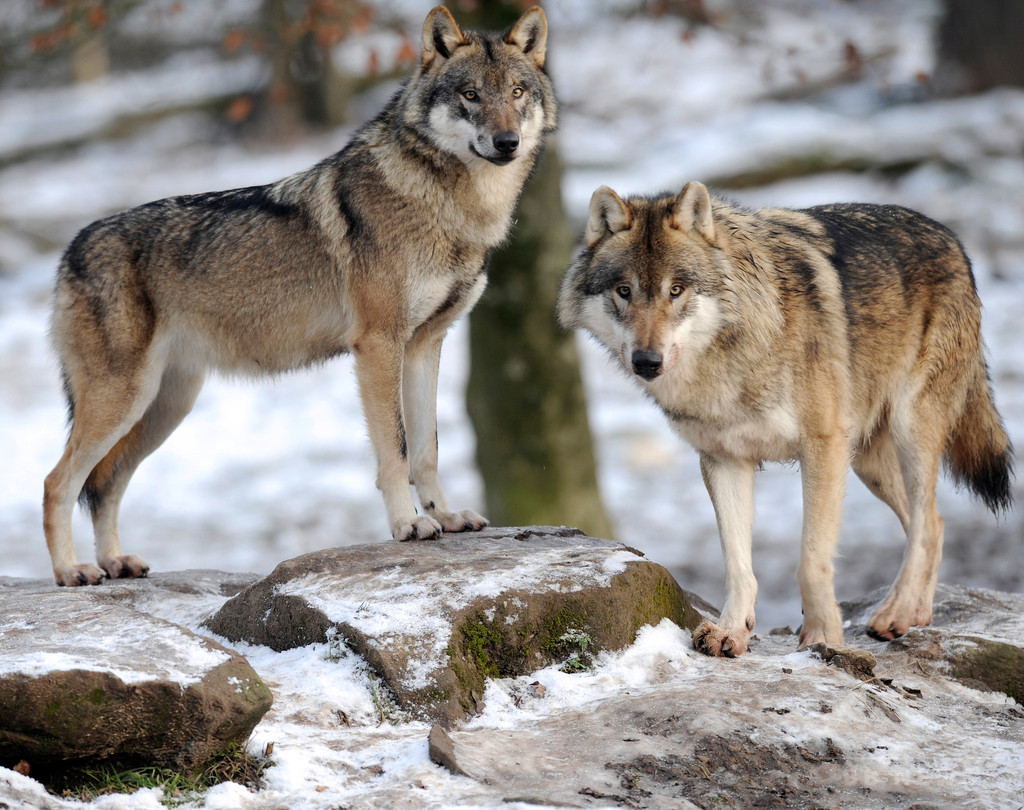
top-left (1, 0), bottom-right (1023, 805)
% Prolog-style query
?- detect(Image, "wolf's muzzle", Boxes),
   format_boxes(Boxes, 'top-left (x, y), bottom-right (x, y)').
top-left (632, 349), bottom-right (663, 380)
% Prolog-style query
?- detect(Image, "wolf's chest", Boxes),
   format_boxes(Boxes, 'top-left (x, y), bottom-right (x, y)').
top-left (667, 400), bottom-right (801, 463)
top-left (408, 267), bottom-right (488, 335)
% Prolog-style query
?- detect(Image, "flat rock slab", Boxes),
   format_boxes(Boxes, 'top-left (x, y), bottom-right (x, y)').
top-left (843, 585), bottom-right (1024, 702)
top-left (433, 585), bottom-right (1024, 809)
top-left (0, 585), bottom-right (272, 770)
top-left (206, 526), bottom-right (702, 725)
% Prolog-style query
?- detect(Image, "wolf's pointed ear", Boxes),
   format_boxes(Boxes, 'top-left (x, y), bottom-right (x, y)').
top-left (585, 186), bottom-right (631, 248)
top-left (671, 181), bottom-right (716, 244)
top-left (505, 6), bottom-right (548, 69)
top-left (422, 6), bottom-right (466, 67)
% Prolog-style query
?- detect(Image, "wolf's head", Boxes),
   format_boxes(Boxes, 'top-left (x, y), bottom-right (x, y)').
top-left (406, 6), bottom-right (556, 167)
top-left (558, 182), bottom-right (730, 384)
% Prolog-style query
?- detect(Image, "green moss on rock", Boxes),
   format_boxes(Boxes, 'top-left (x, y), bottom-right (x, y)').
top-left (947, 636), bottom-right (1024, 704)
top-left (443, 561), bottom-right (701, 724)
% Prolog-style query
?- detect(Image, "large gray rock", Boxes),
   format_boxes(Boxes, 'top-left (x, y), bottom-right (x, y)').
top-left (0, 582), bottom-right (272, 770)
top-left (842, 584), bottom-right (1024, 702)
top-left (433, 584), bottom-right (1024, 809)
top-left (1, 554), bottom-right (1023, 808)
top-left (205, 526), bottom-right (702, 726)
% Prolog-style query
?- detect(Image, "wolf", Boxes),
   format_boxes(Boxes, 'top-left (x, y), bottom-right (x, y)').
top-left (558, 180), bottom-right (1013, 656)
top-left (43, 6), bottom-right (556, 587)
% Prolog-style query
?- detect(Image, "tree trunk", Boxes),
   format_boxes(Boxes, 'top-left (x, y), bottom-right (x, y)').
top-left (71, 31), bottom-right (108, 84)
top-left (937, 0), bottom-right (1024, 94)
top-left (262, 0), bottom-right (356, 135)
top-left (461, 1), bottom-right (612, 538)
top-left (467, 141), bottom-right (614, 538)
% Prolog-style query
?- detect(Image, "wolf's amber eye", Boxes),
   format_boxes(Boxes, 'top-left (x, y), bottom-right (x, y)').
top-left (669, 283), bottom-right (684, 298)
top-left (512, 86), bottom-right (524, 99)
top-left (462, 89), bottom-right (478, 101)
top-left (615, 285), bottom-right (632, 301)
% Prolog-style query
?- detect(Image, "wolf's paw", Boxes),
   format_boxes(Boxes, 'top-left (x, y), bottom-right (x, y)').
top-left (434, 508), bottom-right (488, 533)
top-left (865, 621), bottom-right (907, 642)
top-left (797, 622), bottom-right (843, 650)
top-left (865, 608), bottom-right (911, 641)
top-left (54, 563), bottom-right (107, 587)
top-left (394, 515), bottom-right (443, 542)
top-left (692, 619), bottom-right (750, 658)
top-left (865, 595), bottom-right (916, 641)
top-left (100, 554), bottom-right (150, 580)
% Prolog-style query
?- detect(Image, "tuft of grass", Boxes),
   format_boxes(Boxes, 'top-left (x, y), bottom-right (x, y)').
top-left (43, 741), bottom-right (272, 807)
top-left (368, 674), bottom-right (409, 726)
top-left (558, 629), bottom-right (594, 674)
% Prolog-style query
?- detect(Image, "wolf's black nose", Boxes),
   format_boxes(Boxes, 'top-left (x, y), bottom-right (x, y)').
top-left (493, 131), bottom-right (519, 155)
top-left (632, 350), bottom-right (663, 380)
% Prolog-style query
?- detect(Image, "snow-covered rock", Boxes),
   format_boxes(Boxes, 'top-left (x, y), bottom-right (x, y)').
top-left (434, 584), bottom-right (1024, 808)
top-left (0, 541), bottom-right (1022, 807)
top-left (205, 526), bottom-right (703, 726)
top-left (0, 575), bottom-right (272, 770)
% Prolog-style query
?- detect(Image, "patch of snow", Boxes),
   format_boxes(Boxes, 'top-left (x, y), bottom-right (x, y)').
top-left (0, 599), bottom-right (230, 686)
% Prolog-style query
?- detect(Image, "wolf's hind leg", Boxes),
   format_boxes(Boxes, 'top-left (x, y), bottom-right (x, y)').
top-left (693, 453), bottom-right (757, 657)
top-left (854, 429), bottom-right (940, 633)
top-left (43, 362), bottom-right (164, 586)
top-left (853, 429), bottom-right (910, 533)
top-left (865, 414), bottom-right (945, 641)
top-left (85, 364), bottom-right (206, 579)
top-left (403, 331), bottom-right (487, 533)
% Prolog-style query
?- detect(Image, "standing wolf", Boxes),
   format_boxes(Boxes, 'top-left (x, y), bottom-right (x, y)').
top-left (559, 181), bottom-right (1013, 656)
top-left (43, 6), bottom-right (556, 587)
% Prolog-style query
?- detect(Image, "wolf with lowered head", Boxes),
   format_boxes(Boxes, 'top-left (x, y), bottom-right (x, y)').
top-left (44, 6), bottom-right (556, 586)
top-left (559, 180), bottom-right (1012, 656)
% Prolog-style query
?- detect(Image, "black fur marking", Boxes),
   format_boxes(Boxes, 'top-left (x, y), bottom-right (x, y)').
top-left (505, 21), bottom-right (537, 55)
top-left (800, 204), bottom-right (945, 348)
top-left (137, 186), bottom-right (309, 272)
top-left (172, 186), bottom-right (299, 220)
top-left (785, 260), bottom-right (823, 312)
top-left (433, 29), bottom-right (452, 60)
top-left (60, 370), bottom-right (75, 425)
top-left (78, 478), bottom-right (105, 515)
top-left (427, 280), bottom-right (471, 325)
top-left (951, 446), bottom-right (1014, 515)
top-left (663, 405), bottom-right (699, 423)
top-left (335, 183), bottom-right (365, 241)
top-left (397, 407), bottom-right (408, 460)
top-left (425, 65), bottom-right (472, 111)
top-left (63, 220), bottom-right (106, 279)
top-left (644, 206), bottom-right (657, 256)
top-left (581, 259), bottom-right (624, 297)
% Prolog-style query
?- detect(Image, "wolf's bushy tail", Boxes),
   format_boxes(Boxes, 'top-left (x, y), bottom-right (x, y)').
top-left (945, 364), bottom-right (1014, 515)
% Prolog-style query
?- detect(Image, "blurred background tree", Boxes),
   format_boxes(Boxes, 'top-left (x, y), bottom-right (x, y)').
top-left (936, 0), bottom-right (1024, 94)
top-left (453, 0), bottom-right (613, 538)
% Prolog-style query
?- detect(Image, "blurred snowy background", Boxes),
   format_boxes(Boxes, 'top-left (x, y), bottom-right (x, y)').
top-left (1, 0), bottom-right (1022, 630)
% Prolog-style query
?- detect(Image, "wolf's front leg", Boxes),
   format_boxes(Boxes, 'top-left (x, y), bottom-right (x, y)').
top-left (693, 453), bottom-right (758, 657)
top-left (402, 330), bottom-right (487, 533)
top-left (796, 434), bottom-right (848, 648)
top-left (354, 334), bottom-right (441, 541)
